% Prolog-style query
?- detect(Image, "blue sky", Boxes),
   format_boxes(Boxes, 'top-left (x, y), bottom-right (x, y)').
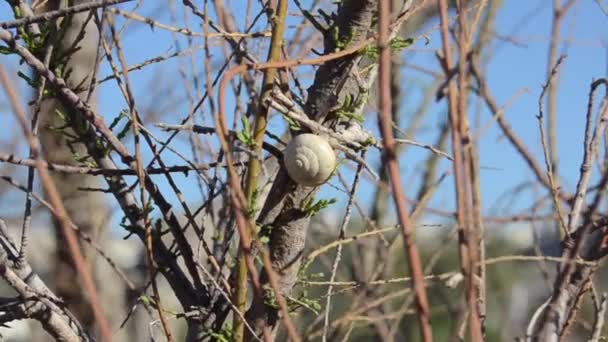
top-left (0, 1), bottom-right (607, 230)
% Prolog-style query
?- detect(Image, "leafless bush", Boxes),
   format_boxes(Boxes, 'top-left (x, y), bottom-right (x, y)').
top-left (0, 0), bottom-right (606, 341)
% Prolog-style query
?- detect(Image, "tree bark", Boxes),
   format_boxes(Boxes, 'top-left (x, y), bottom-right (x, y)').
top-left (245, 1), bottom-right (378, 338)
top-left (36, 0), bottom-right (107, 331)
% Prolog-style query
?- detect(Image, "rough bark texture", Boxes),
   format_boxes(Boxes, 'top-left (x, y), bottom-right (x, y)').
top-left (306, 0), bottom-right (378, 123)
top-left (245, 0), bottom-right (378, 338)
top-left (35, 0), bottom-right (107, 331)
top-left (535, 227), bottom-right (608, 340)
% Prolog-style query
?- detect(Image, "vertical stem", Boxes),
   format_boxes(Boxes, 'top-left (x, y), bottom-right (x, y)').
top-left (547, 0), bottom-right (575, 238)
top-left (438, 0), bottom-right (483, 340)
top-left (456, 0), bottom-right (483, 339)
top-left (233, 1), bottom-right (289, 341)
top-left (106, 13), bottom-right (174, 341)
top-left (438, 0), bottom-right (469, 330)
top-left (547, 0), bottom-right (562, 239)
top-left (377, 1), bottom-right (433, 341)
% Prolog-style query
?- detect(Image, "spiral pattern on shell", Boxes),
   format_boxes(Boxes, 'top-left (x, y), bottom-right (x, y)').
top-left (283, 133), bottom-right (336, 186)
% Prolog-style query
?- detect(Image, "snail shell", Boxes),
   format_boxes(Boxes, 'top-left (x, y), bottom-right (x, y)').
top-left (283, 133), bottom-right (336, 186)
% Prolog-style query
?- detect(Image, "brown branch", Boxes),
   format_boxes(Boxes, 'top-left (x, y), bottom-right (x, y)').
top-left (233, 0), bottom-right (299, 340)
top-left (241, 1), bottom-right (426, 338)
top-left (0, 65), bottom-right (112, 342)
top-left (377, 0), bottom-right (432, 341)
top-left (0, 0), bottom-right (134, 29)
top-left (321, 158), bottom-right (365, 341)
top-left (106, 12), bottom-right (174, 341)
top-left (470, 59), bottom-right (565, 200)
top-left (0, 22), bottom-right (212, 336)
top-left (544, 0), bottom-right (576, 223)
top-left (0, 219), bottom-right (90, 341)
top-left (0, 152), bottom-right (221, 175)
top-left (437, 0), bottom-right (483, 339)
top-left (0, 175), bottom-right (136, 290)
top-left (537, 55), bottom-right (569, 237)
top-left (535, 79), bottom-right (608, 340)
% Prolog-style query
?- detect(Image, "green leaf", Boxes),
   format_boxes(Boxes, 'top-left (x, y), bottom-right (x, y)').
top-left (108, 109), bottom-right (132, 141)
top-left (335, 93), bottom-right (366, 122)
top-left (390, 37), bottom-right (414, 50)
top-left (247, 188), bottom-right (260, 218)
top-left (109, 110), bottom-right (127, 130)
top-left (139, 295), bottom-right (153, 306)
top-left (241, 115), bottom-right (251, 137)
top-left (302, 197), bottom-right (337, 217)
top-left (362, 37), bottom-right (415, 60)
top-left (236, 115), bottom-right (254, 146)
top-left (235, 130), bottom-right (247, 144)
top-left (0, 47), bottom-right (13, 55)
top-left (17, 71), bottom-right (38, 89)
top-left (282, 114), bottom-right (301, 131)
top-left (13, 6), bottom-right (22, 19)
top-left (205, 323), bottom-right (233, 342)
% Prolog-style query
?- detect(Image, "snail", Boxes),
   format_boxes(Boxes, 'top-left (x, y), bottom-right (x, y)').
top-left (283, 133), bottom-right (337, 186)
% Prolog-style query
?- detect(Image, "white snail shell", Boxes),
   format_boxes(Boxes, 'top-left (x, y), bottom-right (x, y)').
top-left (283, 133), bottom-right (336, 186)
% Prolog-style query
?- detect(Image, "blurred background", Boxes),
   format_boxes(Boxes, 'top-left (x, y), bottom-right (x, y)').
top-left (0, 0), bottom-right (607, 341)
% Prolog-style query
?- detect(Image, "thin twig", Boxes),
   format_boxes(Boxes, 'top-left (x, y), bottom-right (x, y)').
top-left (0, 0), bottom-right (134, 29)
top-left (321, 160), bottom-right (364, 342)
top-left (377, 0), bottom-right (432, 340)
top-left (0, 65), bottom-right (112, 342)
top-left (233, 0), bottom-right (291, 339)
top-left (0, 175), bottom-right (136, 290)
top-left (106, 12), bottom-right (174, 341)
top-left (537, 55), bottom-right (569, 237)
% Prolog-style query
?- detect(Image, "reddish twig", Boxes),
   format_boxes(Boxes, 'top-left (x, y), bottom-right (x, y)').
top-left (197, 4), bottom-right (277, 341)
top-left (0, 66), bottom-right (112, 342)
top-left (216, 5), bottom-right (416, 127)
top-left (233, 0), bottom-right (293, 339)
top-left (377, 1), bottom-right (433, 341)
